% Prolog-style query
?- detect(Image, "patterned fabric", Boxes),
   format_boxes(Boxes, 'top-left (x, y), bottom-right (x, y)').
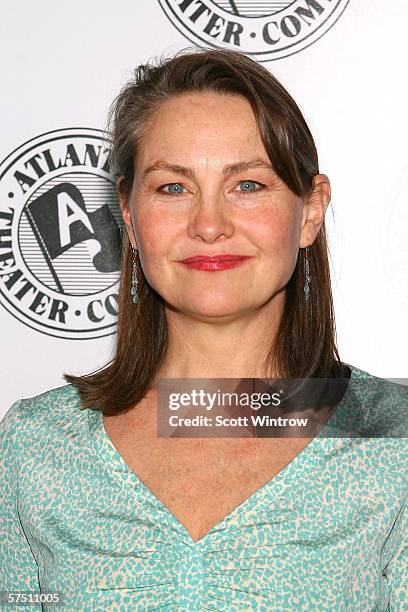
top-left (0, 364), bottom-right (407, 611)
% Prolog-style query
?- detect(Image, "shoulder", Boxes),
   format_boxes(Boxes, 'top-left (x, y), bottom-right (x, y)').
top-left (347, 363), bottom-right (408, 438)
top-left (0, 384), bottom-right (87, 465)
top-left (331, 364), bottom-right (408, 499)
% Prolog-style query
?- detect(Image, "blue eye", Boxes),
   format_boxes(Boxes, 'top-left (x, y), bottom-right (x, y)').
top-left (158, 180), bottom-right (264, 196)
top-left (160, 183), bottom-right (185, 195)
top-left (237, 180), bottom-right (263, 193)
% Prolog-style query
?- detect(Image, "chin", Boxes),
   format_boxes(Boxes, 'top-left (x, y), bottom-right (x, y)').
top-left (179, 298), bottom-right (250, 318)
top-left (187, 311), bottom-right (246, 323)
top-left (166, 292), bottom-right (245, 317)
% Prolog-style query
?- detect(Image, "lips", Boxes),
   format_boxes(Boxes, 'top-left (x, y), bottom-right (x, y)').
top-left (179, 254), bottom-right (251, 263)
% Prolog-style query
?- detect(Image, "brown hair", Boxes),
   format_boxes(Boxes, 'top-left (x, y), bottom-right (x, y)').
top-left (64, 46), bottom-right (347, 415)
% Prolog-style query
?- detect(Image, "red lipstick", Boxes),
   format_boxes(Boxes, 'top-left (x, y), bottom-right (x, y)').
top-left (178, 254), bottom-right (254, 271)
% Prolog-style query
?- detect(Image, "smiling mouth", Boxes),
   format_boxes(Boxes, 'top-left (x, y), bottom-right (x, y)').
top-left (178, 255), bottom-right (253, 263)
top-left (177, 256), bottom-right (254, 271)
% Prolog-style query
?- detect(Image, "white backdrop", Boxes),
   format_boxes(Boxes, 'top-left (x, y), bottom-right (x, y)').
top-left (1, 1), bottom-right (407, 413)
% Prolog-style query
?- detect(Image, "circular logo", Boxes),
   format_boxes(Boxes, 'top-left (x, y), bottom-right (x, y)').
top-left (381, 167), bottom-right (408, 310)
top-left (0, 128), bottom-right (123, 340)
top-left (158, 0), bottom-right (350, 61)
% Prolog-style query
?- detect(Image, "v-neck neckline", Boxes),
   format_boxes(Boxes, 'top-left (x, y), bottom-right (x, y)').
top-left (86, 364), bottom-right (359, 547)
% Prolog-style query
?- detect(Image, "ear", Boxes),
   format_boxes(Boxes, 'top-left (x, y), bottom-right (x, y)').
top-left (299, 174), bottom-right (331, 248)
top-left (117, 177), bottom-right (138, 250)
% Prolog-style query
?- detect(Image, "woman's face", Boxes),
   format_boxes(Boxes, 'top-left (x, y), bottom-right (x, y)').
top-left (120, 91), bottom-right (325, 320)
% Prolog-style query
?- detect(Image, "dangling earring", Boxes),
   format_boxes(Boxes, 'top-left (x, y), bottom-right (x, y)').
top-left (131, 247), bottom-right (139, 304)
top-left (304, 245), bottom-right (311, 302)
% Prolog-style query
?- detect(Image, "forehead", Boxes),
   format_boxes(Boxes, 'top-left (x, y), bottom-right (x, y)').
top-left (137, 91), bottom-right (265, 166)
top-left (147, 91), bottom-right (257, 125)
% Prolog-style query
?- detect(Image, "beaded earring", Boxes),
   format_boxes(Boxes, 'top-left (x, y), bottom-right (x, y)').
top-left (304, 245), bottom-right (311, 302)
top-left (130, 247), bottom-right (139, 304)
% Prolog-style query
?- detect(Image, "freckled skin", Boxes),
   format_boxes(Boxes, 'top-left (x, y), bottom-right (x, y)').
top-left (119, 91), bottom-right (331, 380)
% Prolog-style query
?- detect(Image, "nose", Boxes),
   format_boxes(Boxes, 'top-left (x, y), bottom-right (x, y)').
top-left (186, 189), bottom-right (235, 243)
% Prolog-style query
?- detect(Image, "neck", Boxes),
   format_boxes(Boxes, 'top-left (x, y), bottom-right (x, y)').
top-left (155, 290), bottom-right (285, 381)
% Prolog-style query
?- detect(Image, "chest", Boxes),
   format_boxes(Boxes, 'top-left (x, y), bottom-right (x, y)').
top-left (102, 412), bottom-right (313, 542)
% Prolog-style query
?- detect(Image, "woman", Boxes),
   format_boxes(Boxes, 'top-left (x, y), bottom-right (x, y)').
top-left (1, 48), bottom-right (406, 610)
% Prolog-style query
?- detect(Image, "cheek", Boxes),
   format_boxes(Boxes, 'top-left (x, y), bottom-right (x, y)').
top-left (251, 207), bottom-right (301, 287)
top-left (255, 206), bottom-right (299, 252)
top-left (133, 210), bottom-right (173, 273)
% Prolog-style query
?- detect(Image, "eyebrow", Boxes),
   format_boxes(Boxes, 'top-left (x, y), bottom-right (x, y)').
top-left (141, 159), bottom-right (274, 181)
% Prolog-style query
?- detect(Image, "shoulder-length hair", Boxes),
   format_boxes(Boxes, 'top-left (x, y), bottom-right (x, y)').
top-left (64, 46), bottom-right (347, 415)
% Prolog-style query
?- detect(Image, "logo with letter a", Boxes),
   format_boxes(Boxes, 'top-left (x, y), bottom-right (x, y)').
top-left (158, 0), bottom-right (350, 61)
top-left (0, 128), bottom-right (122, 339)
